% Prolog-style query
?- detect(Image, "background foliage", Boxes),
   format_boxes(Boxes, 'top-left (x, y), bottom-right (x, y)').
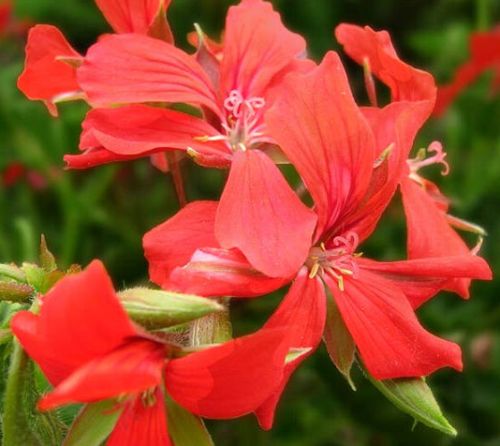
top-left (1, 0), bottom-right (499, 445)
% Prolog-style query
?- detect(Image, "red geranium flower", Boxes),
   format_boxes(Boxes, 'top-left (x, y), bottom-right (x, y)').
top-left (434, 27), bottom-right (500, 116)
top-left (144, 52), bottom-right (491, 428)
top-left (336, 23), bottom-right (488, 299)
top-left (17, 0), bottom-right (172, 115)
top-left (11, 260), bottom-right (289, 444)
top-left (65, 0), bottom-right (317, 279)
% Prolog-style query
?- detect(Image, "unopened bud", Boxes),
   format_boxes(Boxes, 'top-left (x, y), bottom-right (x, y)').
top-left (119, 288), bottom-right (224, 330)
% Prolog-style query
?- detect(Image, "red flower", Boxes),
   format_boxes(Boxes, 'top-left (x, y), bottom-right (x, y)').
top-left (17, 0), bottom-right (172, 115)
top-left (336, 23), bottom-right (488, 299)
top-left (68, 0), bottom-right (317, 278)
top-left (144, 52), bottom-right (491, 428)
top-left (11, 260), bottom-right (289, 444)
top-left (434, 27), bottom-right (500, 116)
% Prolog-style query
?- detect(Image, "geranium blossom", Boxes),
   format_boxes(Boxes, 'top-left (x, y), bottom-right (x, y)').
top-left (336, 23), bottom-right (488, 299)
top-left (144, 52), bottom-right (491, 431)
top-left (16, 0), bottom-right (171, 116)
top-left (11, 260), bottom-right (290, 444)
top-left (61, 0), bottom-right (317, 278)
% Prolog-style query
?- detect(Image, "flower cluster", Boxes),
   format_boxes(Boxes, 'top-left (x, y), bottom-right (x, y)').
top-left (12, 0), bottom-right (492, 443)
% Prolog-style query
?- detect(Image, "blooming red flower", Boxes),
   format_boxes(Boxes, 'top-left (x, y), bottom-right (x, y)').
top-left (144, 52), bottom-right (491, 429)
top-left (66, 0), bottom-right (317, 279)
top-left (16, 0), bottom-right (172, 116)
top-left (434, 27), bottom-right (500, 116)
top-left (11, 260), bottom-right (289, 444)
top-left (336, 23), bottom-right (488, 299)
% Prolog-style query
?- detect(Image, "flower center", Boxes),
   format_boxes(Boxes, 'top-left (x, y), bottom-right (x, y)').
top-left (307, 232), bottom-right (360, 290)
top-left (222, 89), bottom-right (269, 151)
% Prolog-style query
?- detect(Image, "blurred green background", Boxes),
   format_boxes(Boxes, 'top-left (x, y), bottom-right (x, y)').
top-left (1, 0), bottom-right (499, 445)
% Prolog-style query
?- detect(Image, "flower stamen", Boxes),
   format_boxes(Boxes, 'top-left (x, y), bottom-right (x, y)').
top-left (408, 141), bottom-right (450, 176)
top-left (307, 232), bottom-right (361, 288)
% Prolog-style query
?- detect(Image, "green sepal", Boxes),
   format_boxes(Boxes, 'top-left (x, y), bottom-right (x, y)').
top-left (323, 293), bottom-right (356, 390)
top-left (165, 395), bottom-right (214, 446)
top-left (39, 235), bottom-right (57, 273)
top-left (285, 348), bottom-right (312, 364)
top-left (2, 340), bottom-right (65, 446)
top-left (62, 400), bottom-right (123, 446)
top-left (119, 288), bottom-right (224, 330)
top-left (189, 299), bottom-right (232, 345)
top-left (362, 365), bottom-right (457, 436)
top-left (22, 263), bottom-right (65, 294)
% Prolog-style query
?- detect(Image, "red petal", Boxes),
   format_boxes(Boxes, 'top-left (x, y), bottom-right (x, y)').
top-left (215, 149), bottom-right (317, 278)
top-left (107, 389), bottom-right (171, 446)
top-left (358, 256), bottom-right (491, 308)
top-left (79, 105), bottom-right (229, 160)
top-left (143, 201), bottom-right (220, 287)
top-left (168, 247), bottom-right (287, 298)
top-left (17, 25), bottom-right (82, 116)
top-left (400, 177), bottom-right (490, 297)
top-left (39, 339), bottom-right (165, 410)
top-left (255, 268), bottom-right (326, 429)
top-left (344, 102), bottom-right (426, 240)
top-left (266, 52), bottom-right (375, 238)
top-left (327, 270), bottom-right (463, 379)
top-left (78, 34), bottom-right (220, 114)
top-left (95, 0), bottom-right (170, 36)
top-left (10, 260), bottom-right (137, 385)
top-left (335, 24), bottom-right (436, 114)
top-left (221, 0), bottom-right (306, 97)
top-left (165, 329), bottom-right (289, 419)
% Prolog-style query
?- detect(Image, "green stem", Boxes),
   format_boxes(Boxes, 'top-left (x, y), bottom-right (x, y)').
top-left (3, 340), bottom-right (40, 446)
top-left (3, 302), bottom-right (64, 446)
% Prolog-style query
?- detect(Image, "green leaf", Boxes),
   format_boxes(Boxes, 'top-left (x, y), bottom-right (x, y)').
top-left (363, 366), bottom-right (457, 436)
top-left (119, 288), bottom-right (224, 330)
top-left (2, 340), bottom-right (65, 446)
top-left (63, 400), bottom-right (123, 446)
top-left (323, 293), bottom-right (356, 390)
top-left (165, 395), bottom-right (214, 446)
